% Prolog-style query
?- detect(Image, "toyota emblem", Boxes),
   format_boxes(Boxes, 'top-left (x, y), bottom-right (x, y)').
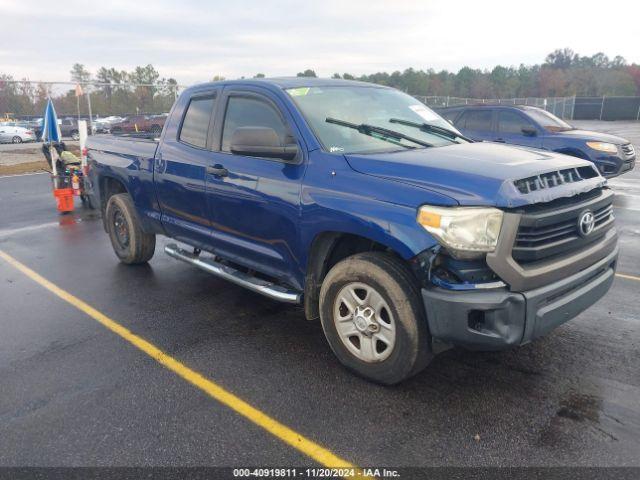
top-left (578, 210), bottom-right (595, 237)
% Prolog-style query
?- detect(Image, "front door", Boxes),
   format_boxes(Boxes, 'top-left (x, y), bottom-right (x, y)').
top-left (494, 110), bottom-right (543, 148)
top-left (204, 87), bottom-right (306, 288)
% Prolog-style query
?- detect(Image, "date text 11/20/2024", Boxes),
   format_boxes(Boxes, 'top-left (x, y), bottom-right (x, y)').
top-left (232, 467), bottom-right (400, 478)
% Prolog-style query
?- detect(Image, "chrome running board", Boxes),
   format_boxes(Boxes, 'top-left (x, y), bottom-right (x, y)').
top-left (164, 243), bottom-right (301, 304)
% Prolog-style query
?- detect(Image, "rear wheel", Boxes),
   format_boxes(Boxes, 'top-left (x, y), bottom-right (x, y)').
top-left (12, 136), bottom-right (22, 144)
top-left (105, 193), bottom-right (155, 264)
top-left (319, 252), bottom-right (432, 385)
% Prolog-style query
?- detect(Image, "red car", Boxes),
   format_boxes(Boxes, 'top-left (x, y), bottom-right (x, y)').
top-left (110, 114), bottom-right (167, 135)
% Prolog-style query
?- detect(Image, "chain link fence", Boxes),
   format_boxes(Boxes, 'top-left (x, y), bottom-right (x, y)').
top-left (415, 95), bottom-right (576, 119)
top-left (3, 81), bottom-right (639, 126)
top-left (415, 95), bottom-right (640, 121)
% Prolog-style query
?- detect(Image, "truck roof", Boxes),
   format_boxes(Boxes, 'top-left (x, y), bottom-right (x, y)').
top-left (182, 77), bottom-right (384, 95)
top-left (438, 104), bottom-right (544, 112)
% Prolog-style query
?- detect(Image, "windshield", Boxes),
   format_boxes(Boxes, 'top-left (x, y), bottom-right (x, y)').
top-left (286, 86), bottom-right (465, 154)
top-left (525, 107), bottom-right (574, 132)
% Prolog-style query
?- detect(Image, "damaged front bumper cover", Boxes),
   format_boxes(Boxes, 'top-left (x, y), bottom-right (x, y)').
top-left (422, 245), bottom-right (618, 351)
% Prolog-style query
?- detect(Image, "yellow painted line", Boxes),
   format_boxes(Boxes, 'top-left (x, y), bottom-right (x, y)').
top-left (616, 272), bottom-right (640, 282)
top-left (0, 249), bottom-right (365, 475)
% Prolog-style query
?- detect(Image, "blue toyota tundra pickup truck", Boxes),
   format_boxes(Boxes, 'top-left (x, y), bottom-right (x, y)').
top-left (87, 78), bottom-right (618, 384)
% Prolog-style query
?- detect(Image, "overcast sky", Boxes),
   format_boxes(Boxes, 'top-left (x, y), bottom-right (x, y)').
top-left (2, 0), bottom-right (639, 85)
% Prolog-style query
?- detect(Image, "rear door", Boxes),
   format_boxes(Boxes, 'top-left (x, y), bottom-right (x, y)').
top-left (203, 86), bottom-right (306, 288)
top-left (495, 109), bottom-right (543, 148)
top-left (454, 108), bottom-right (494, 141)
top-left (154, 89), bottom-right (219, 248)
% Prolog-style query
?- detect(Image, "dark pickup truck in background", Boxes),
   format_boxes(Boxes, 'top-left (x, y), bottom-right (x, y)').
top-left (109, 114), bottom-right (167, 136)
top-left (86, 78), bottom-right (618, 384)
top-left (438, 104), bottom-right (636, 177)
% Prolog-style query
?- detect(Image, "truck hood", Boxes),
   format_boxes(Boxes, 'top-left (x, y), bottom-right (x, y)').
top-left (551, 128), bottom-right (628, 145)
top-left (345, 142), bottom-right (606, 208)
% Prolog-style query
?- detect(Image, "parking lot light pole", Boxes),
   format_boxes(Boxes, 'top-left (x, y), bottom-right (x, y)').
top-left (86, 84), bottom-right (93, 134)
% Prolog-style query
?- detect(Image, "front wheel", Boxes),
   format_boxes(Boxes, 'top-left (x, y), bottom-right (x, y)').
top-left (319, 252), bottom-right (432, 385)
top-left (105, 193), bottom-right (155, 264)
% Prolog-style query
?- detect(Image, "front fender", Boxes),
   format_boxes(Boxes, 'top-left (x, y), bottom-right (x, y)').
top-left (299, 151), bottom-right (452, 267)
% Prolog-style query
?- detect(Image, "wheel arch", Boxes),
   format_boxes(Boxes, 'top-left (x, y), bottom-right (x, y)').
top-left (303, 230), bottom-right (424, 321)
top-left (552, 147), bottom-right (590, 160)
top-left (98, 174), bottom-right (130, 231)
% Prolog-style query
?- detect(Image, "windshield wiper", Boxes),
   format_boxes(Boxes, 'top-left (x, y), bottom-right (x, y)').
top-left (389, 118), bottom-right (471, 142)
top-left (326, 117), bottom-right (433, 148)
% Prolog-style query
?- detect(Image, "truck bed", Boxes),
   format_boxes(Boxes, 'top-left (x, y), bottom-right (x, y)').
top-left (87, 134), bottom-right (159, 160)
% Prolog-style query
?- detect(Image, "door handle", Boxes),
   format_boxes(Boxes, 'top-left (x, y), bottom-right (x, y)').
top-left (154, 153), bottom-right (166, 173)
top-left (207, 164), bottom-right (228, 177)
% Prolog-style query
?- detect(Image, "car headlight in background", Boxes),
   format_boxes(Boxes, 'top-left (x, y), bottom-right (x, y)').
top-left (586, 141), bottom-right (618, 154)
top-left (417, 206), bottom-right (503, 258)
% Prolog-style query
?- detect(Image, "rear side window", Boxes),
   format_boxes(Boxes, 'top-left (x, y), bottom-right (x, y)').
top-left (179, 96), bottom-right (216, 148)
top-left (498, 111), bottom-right (533, 134)
top-left (221, 96), bottom-right (287, 152)
top-left (439, 110), bottom-right (459, 123)
top-left (458, 110), bottom-right (492, 130)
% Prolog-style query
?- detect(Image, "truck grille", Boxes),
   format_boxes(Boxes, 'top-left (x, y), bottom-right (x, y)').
top-left (513, 166), bottom-right (598, 194)
top-left (621, 143), bottom-right (635, 159)
top-left (512, 189), bottom-right (614, 263)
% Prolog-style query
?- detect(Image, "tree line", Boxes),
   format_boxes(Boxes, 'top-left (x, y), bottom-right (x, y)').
top-left (302, 49), bottom-right (640, 98)
top-left (1, 49), bottom-right (639, 118)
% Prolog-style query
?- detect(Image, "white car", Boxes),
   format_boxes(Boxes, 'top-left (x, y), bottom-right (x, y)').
top-left (0, 125), bottom-right (36, 144)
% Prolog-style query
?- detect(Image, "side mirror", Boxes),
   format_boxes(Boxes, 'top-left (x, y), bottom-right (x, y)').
top-left (521, 126), bottom-right (537, 137)
top-left (230, 126), bottom-right (298, 161)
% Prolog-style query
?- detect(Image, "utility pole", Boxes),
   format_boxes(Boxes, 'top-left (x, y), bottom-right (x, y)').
top-left (75, 83), bottom-right (83, 125)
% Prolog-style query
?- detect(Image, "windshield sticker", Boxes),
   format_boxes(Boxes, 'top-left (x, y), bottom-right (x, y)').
top-left (288, 87), bottom-right (310, 97)
top-left (329, 146), bottom-right (345, 153)
top-left (409, 104), bottom-right (439, 122)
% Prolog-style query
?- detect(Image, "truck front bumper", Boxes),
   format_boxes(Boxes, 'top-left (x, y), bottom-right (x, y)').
top-left (422, 247), bottom-right (618, 351)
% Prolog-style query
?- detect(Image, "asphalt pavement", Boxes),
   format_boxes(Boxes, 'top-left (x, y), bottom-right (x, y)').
top-left (0, 124), bottom-right (639, 473)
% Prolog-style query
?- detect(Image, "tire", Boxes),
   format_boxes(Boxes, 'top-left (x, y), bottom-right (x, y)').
top-left (319, 252), bottom-right (432, 385)
top-left (12, 136), bottom-right (22, 144)
top-left (71, 130), bottom-right (79, 141)
top-left (105, 193), bottom-right (155, 264)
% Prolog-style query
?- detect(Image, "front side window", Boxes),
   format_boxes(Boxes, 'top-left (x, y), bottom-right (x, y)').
top-left (524, 108), bottom-right (573, 132)
top-left (286, 86), bottom-right (464, 155)
top-left (498, 111), bottom-right (534, 135)
top-left (221, 96), bottom-right (288, 152)
top-left (179, 96), bottom-right (215, 148)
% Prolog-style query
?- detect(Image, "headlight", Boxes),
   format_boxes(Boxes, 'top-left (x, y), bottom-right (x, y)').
top-left (417, 206), bottom-right (503, 257)
top-left (586, 141), bottom-right (618, 154)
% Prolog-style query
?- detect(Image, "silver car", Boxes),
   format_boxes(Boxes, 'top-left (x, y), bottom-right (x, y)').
top-left (0, 125), bottom-right (37, 143)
